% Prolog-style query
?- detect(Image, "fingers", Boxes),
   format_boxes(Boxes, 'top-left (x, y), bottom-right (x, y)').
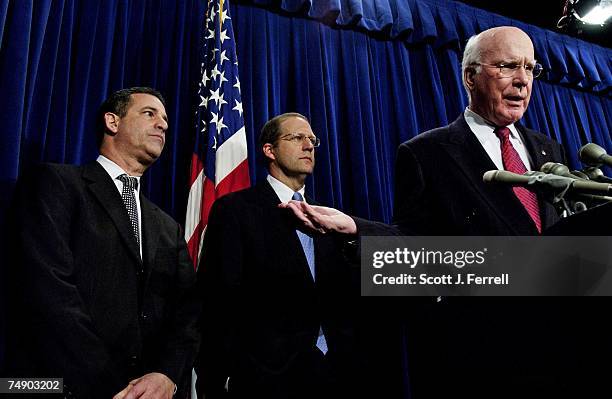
top-left (285, 202), bottom-right (311, 224)
top-left (278, 201), bottom-right (328, 234)
top-left (114, 373), bottom-right (174, 399)
top-left (113, 384), bottom-right (132, 399)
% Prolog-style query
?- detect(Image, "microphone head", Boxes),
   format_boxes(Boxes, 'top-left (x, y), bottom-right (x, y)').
top-left (540, 162), bottom-right (555, 174)
top-left (483, 170), bottom-right (499, 183)
top-left (571, 170), bottom-right (590, 180)
top-left (579, 143), bottom-right (607, 167)
top-left (581, 167), bottom-right (601, 180)
top-left (540, 162), bottom-right (569, 175)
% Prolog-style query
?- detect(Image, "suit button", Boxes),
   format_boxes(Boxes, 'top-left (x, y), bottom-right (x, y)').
top-left (130, 355), bottom-right (138, 367)
top-left (140, 312), bottom-right (148, 320)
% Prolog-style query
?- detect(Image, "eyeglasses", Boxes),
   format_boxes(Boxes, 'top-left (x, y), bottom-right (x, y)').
top-left (279, 133), bottom-right (321, 147)
top-left (473, 61), bottom-right (543, 79)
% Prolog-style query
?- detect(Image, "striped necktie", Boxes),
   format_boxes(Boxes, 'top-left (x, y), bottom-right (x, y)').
top-left (495, 127), bottom-right (542, 232)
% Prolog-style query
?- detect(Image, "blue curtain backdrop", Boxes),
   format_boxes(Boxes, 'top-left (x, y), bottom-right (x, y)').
top-left (0, 0), bottom-right (611, 376)
top-left (1, 0), bottom-right (610, 226)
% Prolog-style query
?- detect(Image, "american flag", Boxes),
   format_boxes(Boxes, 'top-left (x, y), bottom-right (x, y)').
top-left (185, 0), bottom-right (250, 269)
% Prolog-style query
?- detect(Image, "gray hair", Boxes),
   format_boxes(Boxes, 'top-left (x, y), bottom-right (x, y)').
top-left (461, 33), bottom-right (483, 96)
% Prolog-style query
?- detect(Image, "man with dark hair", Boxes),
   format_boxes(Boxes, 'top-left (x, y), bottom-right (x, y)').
top-left (7, 87), bottom-right (200, 399)
top-left (195, 113), bottom-right (363, 399)
top-left (96, 86), bottom-right (167, 146)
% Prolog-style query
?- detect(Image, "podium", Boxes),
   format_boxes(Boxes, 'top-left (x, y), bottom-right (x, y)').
top-left (542, 202), bottom-right (612, 393)
top-left (544, 201), bottom-right (612, 235)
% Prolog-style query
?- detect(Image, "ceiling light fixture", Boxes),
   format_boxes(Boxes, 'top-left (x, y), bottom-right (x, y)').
top-left (557, 0), bottom-right (612, 30)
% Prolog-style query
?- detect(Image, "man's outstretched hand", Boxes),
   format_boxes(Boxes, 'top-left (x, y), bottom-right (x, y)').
top-left (279, 200), bottom-right (357, 235)
top-left (113, 372), bottom-right (175, 399)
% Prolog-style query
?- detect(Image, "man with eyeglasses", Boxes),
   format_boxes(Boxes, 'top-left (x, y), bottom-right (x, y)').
top-left (268, 27), bottom-right (576, 397)
top-left (392, 26), bottom-right (571, 397)
top-left (195, 113), bottom-right (366, 399)
top-left (394, 25), bottom-right (565, 236)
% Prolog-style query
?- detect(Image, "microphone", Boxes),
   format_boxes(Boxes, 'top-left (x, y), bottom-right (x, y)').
top-left (580, 167), bottom-right (612, 184)
top-left (483, 170), bottom-right (612, 197)
top-left (540, 162), bottom-right (588, 180)
top-left (578, 143), bottom-right (612, 168)
top-left (570, 170), bottom-right (590, 180)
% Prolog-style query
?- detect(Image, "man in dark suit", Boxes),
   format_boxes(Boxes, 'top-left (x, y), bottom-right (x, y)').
top-left (7, 87), bottom-right (200, 399)
top-left (269, 27), bottom-right (580, 398)
top-left (394, 26), bottom-right (565, 236)
top-left (195, 113), bottom-right (364, 399)
top-left (392, 27), bottom-right (573, 397)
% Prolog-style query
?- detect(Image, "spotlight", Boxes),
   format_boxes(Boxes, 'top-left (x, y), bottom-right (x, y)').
top-left (557, 0), bottom-right (612, 29)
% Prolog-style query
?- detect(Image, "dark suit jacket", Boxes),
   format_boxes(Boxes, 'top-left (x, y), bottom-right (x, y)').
top-left (393, 115), bottom-right (566, 235)
top-left (391, 116), bottom-right (578, 398)
top-left (196, 181), bottom-right (360, 399)
top-left (6, 162), bottom-right (200, 399)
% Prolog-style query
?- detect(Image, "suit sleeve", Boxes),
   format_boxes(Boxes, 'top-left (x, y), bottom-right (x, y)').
top-left (195, 196), bottom-right (244, 398)
top-left (12, 165), bottom-right (123, 397)
top-left (392, 142), bottom-right (432, 235)
top-left (353, 217), bottom-right (402, 236)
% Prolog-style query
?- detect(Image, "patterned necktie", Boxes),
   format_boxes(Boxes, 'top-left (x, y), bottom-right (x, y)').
top-left (291, 191), bottom-right (328, 355)
top-left (118, 174), bottom-right (140, 246)
top-left (495, 127), bottom-right (542, 233)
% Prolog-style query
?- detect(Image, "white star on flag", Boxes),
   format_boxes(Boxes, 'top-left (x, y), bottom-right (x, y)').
top-left (201, 71), bottom-right (210, 86)
top-left (220, 49), bottom-right (229, 64)
top-left (187, 1), bottom-right (251, 393)
top-left (219, 29), bottom-right (229, 44)
top-left (233, 99), bottom-right (243, 117)
top-left (219, 70), bottom-right (228, 84)
top-left (209, 111), bottom-right (219, 126)
top-left (217, 116), bottom-right (228, 132)
top-left (208, 87), bottom-right (222, 106)
top-left (210, 64), bottom-right (221, 80)
top-left (199, 95), bottom-right (208, 108)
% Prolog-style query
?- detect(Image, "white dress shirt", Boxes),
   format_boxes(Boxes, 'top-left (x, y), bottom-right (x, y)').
top-left (464, 107), bottom-right (534, 171)
top-left (267, 174), bottom-right (307, 203)
top-left (96, 155), bottom-right (143, 257)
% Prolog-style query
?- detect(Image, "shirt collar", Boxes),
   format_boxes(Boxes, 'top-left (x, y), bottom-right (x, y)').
top-left (96, 155), bottom-right (141, 189)
top-left (266, 174), bottom-right (306, 203)
top-left (464, 107), bottom-right (521, 140)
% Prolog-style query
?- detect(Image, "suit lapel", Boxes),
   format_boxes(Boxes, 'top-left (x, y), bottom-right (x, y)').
top-left (517, 122), bottom-right (557, 172)
top-left (440, 116), bottom-right (538, 234)
top-left (259, 181), bottom-right (316, 285)
top-left (82, 162), bottom-right (143, 265)
top-left (140, 197), bottom-right (161, 274)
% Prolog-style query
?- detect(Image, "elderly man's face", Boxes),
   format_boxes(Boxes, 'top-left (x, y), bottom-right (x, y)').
top-left (468, 28), bottom-right (535, 126)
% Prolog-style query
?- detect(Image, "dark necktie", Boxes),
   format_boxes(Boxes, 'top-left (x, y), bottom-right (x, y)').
top-left (291, 191), bottom-right (328, 354)
top-left (118, 174), bottom-right (140, 246)
top-left (495, 127), bottom-right (542, 232)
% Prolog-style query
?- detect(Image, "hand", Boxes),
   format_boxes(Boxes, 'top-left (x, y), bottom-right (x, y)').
top-left (279, 200), bottom-right (357, 235)
top-left (113, 372), bottom-right (175, 399)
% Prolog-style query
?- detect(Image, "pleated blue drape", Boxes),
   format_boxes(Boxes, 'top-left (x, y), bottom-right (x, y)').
top-left (1, 0), bottom-right (609, 224)
top-left (1, 0), bottom-right (611, 384)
